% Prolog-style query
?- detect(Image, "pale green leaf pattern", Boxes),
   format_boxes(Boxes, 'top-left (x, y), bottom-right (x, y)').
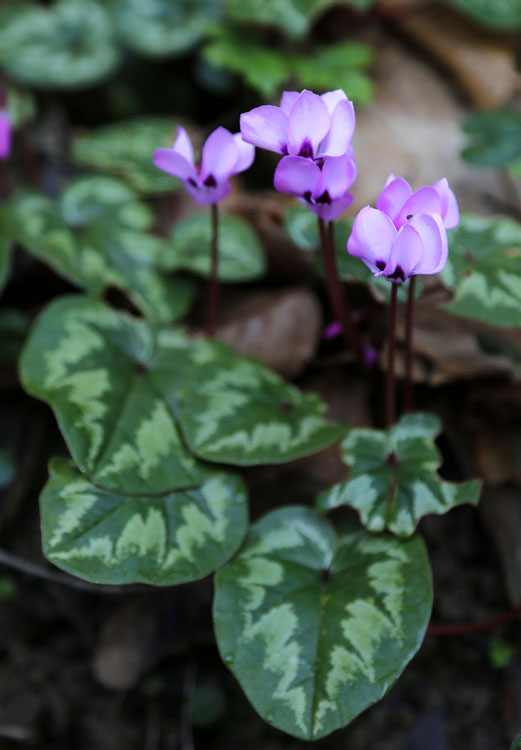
top-left (316, 412), bottom-right (481, 538)
top-left (214, 506), bottom-right (432, 740)
top-left (41, 457), bottom-right (248, 585)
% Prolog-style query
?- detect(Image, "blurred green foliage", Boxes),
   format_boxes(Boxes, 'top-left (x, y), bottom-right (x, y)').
top-left (462, 111), bottom-right (521, 168)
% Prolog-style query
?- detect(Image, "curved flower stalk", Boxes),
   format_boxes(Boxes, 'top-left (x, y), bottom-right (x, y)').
top-left (274, 150), bottom-right (357, 221)
top-left (348, 175), bottom-right (459, 422)
top-left (240, 88), bottom-right (355, 162)
top-left (154, 126), bottom-right (255, 337)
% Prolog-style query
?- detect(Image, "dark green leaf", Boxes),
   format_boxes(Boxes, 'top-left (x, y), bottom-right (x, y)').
top-left (462, 111), bottom-right (521, 167)
top-left (442, 0), bottom-right (521, 30)
top-left (214, 505), bottom-right (432, 740)
top-left (72, 118), bottom-right (182, 195)
top-left (2, 178), bottom-right (194, 323)
top-left (443, 213), bottom-right (521, 327)
top-left (169, 211), bottom-right (266, 281)
top-left (317, 412), bottom-right (481, 538)
top-left (41, 457), bottom-right (248, 585)
top-left (0, 1), bottom-right (120, 89)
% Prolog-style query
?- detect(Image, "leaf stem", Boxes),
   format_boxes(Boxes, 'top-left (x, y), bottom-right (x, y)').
top-left (206, 203), bottom-right (219, 338)
top-left (318, 218), bottom-right (364, 365)
top-left (404, 276), bottom-right (415, 412)
top-left (386, 283), bottom-right (398, 427)
top-left (427, 601), bottom-right (521, 636)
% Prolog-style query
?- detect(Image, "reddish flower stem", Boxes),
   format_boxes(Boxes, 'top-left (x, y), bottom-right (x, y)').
top-left (427, 602), bottom-right (521, 636)
top-left (0, 163), bottom-right (11, 197)
top-left (206, 203), bottom-right (219, 338)
top-left (385, 283), bottom-right (398, 427)
top-left (404, 275), bottom-right (415, 412)
top-left (318, 218), bottom-right (364, 364)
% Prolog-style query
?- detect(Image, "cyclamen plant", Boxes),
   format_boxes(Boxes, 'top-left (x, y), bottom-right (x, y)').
top-left (8, 82), bottom-right (485, 743)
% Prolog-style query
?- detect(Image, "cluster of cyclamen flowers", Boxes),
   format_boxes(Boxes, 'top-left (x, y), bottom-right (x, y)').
top-left (153, 87), bottom-right (459, 283)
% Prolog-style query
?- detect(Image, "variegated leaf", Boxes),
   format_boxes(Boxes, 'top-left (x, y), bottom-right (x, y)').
top-left (213, 505), bottom-right (432, 740)
top-left (180, 352), bottom-right (346, 465)
top-left (1, 178), bottom-right (194, 323)
top-left (19, 295), bottom-right (211, 494)
top-left (317, 412), bottom-right (481, 538)
top-left (443, 213), bottom-right (521, 327)
top-left (169, 211), bottom-right (266, 282)
top-left (72, 118), bottom-right (182, 195)
top-left (41, 457), bottom-right (248, 585)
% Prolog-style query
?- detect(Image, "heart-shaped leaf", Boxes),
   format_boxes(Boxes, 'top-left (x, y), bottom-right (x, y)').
top-left (72, 118), bottom-right (182, 195)
top-left (168, 211), bottom-right (266, 281)
top-left (443, 213), bottom-right (521, 327)
top-left (317, 412), bottom-right (481, 538)
top-left (462, 111), bottom-right (521, 167)
top-left (214, 505), bottom-right (432, 740)
top-left (112, 0), bottom-right (221, 58)
top-left (442, 0), bottom-right (521, 30)
top-left (1, 178), bottom-right (194, 323)
top-left (181, 351), bottom-right (346, 465)
top-left (41, 456), bottom-right (248, 585)
top-left (0, 1), bottom-right (120, 89)
top-left (20, 295), bottom-right (211, 494)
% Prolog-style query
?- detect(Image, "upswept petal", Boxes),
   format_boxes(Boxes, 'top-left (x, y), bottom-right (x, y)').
top-left (318, 99), bottom-right (356, 157)
top-left (409, 213), bottom-right (448, 275)
top-left (320, 89), bottom-right (348, 114)
top-left (376, 176), bottom-right (412, 224)
top-left (233, 133), bottom-right (255, 174)
top-left (153, 148), bottom-right (196, 181)
top-left (312, 155), bottom-right (356, 202)
top-left (347, 206), bottom-right (397, 273)
top-left (274, 155), bottom-right (320, 197)
top-left (308, 194), bottom-right (353, 222)
top-left (287, 90), bottom-right (330, 158)
top-left (172, 126), bottom-right (194, 163)
top-left (185, 179), bottom-right (231, 206)
top-left (434, 177), bottom-right (460, 229)
top-left (280, 91), bottom-right (299, 115)
top-left (384, 224), bottom-right (424, 281)
top-left (240, 105), bottom-right (289, 154)
top-left (200, 127), bottom-right (239, 182)
top-left (394, 186), bottom-right (443, 228)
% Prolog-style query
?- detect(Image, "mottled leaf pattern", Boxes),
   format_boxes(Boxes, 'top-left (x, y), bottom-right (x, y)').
top-left (181, 352), bottom-right (346, 465)
top-left (317, 413), bottom-right (481, 538)
top-left (443, 213), bottom-right (521, 327)
top-left (20, 296), bottom-right (210, 494)
top-left (0, 0), bottom-right (120, 89)
top-left (41, 457), bottom-right (248, 585)
top-left (214, 506), bottom-right (432, 740)
top-left (169, 212), bottom-right (266, 281)
top-left (1, 178), bottom-right (194, 323)
top-left (72, 118), bottom-right (182, 195)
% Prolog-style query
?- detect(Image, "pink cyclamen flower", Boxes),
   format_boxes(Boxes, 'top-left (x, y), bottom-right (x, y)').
top-left (240, 89), bottom-right (355, 161)
top-left (274, 150), bottom-right (357, 221)
top-left (0, 110), bottom-right (11, 161)
top-left (348, 175), bottom-right (459, 283)
top-left (153, 126), bottom-right (254, 205)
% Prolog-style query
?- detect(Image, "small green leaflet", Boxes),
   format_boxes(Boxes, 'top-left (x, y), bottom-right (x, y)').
top-left (169, 211), bottom-right (266, 281)
top-left (443, 213), bottom-right (521, 328)
top-left (112, 0), bottom-right (221, 58)
top-left (20, 295), bottom-right (211, 495)
top-left (462, 111), bottom-right (521, 167)
top-left (224, 0), bottom-right (375, 39)
top-left (41, 457), bottom-right (248, 586)
top-left (0, 0), bottom-right (120, 89)
top-left (214, 505), bottom-right (432, 740)
top-left (1, 177), bottom-right (194, 324)
top-left (317, 413), bottom-right (481, 538)
top-left (0, 237), bottom-right (11, 296)
top-left (442, 0), bottom-right (521, 30)
top-left (181, 351), bottom-right (346, 465)
top-left (72, 118), bottom-right (181, 195)
top-left (203, 30), bottom-right (373, 102)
